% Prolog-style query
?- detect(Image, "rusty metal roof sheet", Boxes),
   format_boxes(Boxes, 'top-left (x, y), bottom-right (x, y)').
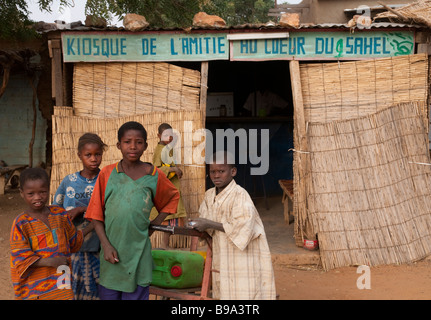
top-left (41, 21), bottom-right (424, 34)
top-left (298, 22), bottom-right (422, 29)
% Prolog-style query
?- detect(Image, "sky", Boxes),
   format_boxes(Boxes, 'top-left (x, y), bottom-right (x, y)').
top-left (27, 0), bottom-right (86, 23)
top-left (26, 0), bottom-right (303, 25)
top-left (26, 0), bottom-right (121, 25)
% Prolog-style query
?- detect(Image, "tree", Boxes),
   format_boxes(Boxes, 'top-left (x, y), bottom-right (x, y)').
top-left (0, 0), bottom-right (276, 40)
top-left (202, 0), bottom-right (275, 25)
top-left (86, 0), bottom-right (204, 28)
top-left (0, 0), bottom-right (36, 40)
top-left (84, 0), bottom-right (275, 27)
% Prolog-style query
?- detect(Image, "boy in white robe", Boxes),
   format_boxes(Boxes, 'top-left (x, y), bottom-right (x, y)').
top-left (190, 151), bottom-right (276, 300)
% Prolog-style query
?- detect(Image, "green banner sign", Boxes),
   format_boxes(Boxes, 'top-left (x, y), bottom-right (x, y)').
top-left (62, 30), bottom-right (415, 62)
top-left (231, 31), bottom-right (415, 60)
top-left (62, 32), bottom-right (229, 62)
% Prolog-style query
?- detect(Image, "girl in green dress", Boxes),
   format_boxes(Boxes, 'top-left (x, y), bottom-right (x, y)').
top-left (85, 121), bottom-right (180, 300)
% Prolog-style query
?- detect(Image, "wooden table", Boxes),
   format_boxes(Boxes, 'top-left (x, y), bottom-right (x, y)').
top-left (0, 165), bottom-right (27, 195)
top-left (279, 179), bottom-right (294, 224)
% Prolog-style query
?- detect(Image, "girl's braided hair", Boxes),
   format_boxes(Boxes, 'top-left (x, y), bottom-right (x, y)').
top-left (78, 133), bottom-right (108, 152)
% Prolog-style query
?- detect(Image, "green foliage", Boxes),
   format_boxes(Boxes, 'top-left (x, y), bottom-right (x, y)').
top-left (202, 0), bottom-right (274, 25)
top-left (0, 0), bottom-right (37, 40)
top-left (36, 0), bottom-right (74, 13)
top-left (0, 0), bottom-right (276, 40)
top-left (85, 0), bottom-right (204, 28)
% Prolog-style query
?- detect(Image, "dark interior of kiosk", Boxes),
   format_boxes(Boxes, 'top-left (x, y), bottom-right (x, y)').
top-left (207, 60), bottom-right (293, 118)
top-left (175, 60), bottom-right (294, 202)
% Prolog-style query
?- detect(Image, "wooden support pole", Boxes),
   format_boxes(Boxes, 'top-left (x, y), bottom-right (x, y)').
top-left (377, 1), bottom-right (407, 20)
top-left (28, 75), bottom-right (37, 168)
top-left (196, 61), bottom-right (209, 222)
top-left (51, 39), bottom-right (64, 106)
top-left (0, 62), bottom-right (11, 99)
top-left (289, 60), bottom-right (313, 245)
top-left (0, 175), bottom-right (6, 195)
top-left (290, 60), bottom-right (307, 152)
top-left (199, 61), bottom-right (209, 124)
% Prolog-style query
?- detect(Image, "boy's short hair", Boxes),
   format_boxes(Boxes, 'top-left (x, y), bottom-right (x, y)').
top-left (19, 167), bottom-right (49, 189)
top-left (158, 123), bottom-right (172, 134)
top-left (118, 121), bottom-right (147, 142)
top-left (212, 150), bottom-right (235, 168)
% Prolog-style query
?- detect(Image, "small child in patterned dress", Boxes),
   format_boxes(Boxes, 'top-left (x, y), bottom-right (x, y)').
top-left (52, 133), bottom-right (107, 300)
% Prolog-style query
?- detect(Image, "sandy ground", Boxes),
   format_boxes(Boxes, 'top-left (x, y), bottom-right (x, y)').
top-left (2, 188), bottom-right (431, 300)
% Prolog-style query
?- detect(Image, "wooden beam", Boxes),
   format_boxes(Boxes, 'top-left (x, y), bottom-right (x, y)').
top-left (51, 39), bottom-right (64, 106)
top-left (289, 60), bottom-right (307, 150)
top-left (377, 1), bottom-right (407, 20)
top-left (415, 32), bottom-right (431, 44)
top-left (199, 61), bottom-right (209, 124)
top-left (27, 75), bottom-right (37, 167)
top-left (0, 62), bottom-right (11, 99)
top-left (417, 43), bottom-right (431, 55)
top-left (289, 60), bottom-right (313, 245)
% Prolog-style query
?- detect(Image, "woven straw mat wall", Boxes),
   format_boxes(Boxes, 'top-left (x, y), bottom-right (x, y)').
top-left (307, 102), bottom-right (431, 270)
top-left (375, 0), bottom-right (431, 28)
top-left (293, 54), bottom-right (430, 249)
top-left (300, 54), bottom-right (428, 123)
top-left (73, 62), bottom-right (201, 118)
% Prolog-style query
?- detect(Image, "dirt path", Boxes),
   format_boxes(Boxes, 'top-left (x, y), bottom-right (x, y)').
top-left (274, 260), bottom-right (431, 300)
top-left (2, 190), bottom-right (431, 300)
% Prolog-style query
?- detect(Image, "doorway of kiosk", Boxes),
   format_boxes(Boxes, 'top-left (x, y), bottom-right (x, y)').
top-left (204, 60), bottom-right (294, 202)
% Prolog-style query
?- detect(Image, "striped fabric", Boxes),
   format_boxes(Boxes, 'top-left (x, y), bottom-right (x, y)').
top-left (199, 180), bottom-right (276, 300)
top-left (10, 205), bottom-right (83, 300)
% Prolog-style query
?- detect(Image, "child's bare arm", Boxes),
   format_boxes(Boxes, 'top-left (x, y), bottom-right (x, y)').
top-left (190, 217), bottom-right (224, 233)
top-left (81, 221), bottom-right (94, 237)
top-left (151, 212), bottom-right (169, 225)
top-left (149, 212), bottom-right (169, 236)
top-left (67, 206), bottom-right (86, 221)
top-left (170, 167), bottom-right (183, 178)
top-left (32, 256), bottom-right (68, 268)
top-left (93, 220), bottom-right (119, 264)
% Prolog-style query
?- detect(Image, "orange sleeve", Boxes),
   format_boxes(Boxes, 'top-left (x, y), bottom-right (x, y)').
top-left (85, 163), bottom-right (116, 222)
top-left (153, 168), bottom-right (180, 214)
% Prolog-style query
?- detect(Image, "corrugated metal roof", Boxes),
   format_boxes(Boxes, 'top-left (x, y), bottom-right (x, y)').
top-left (210, 21), bottom-right (422, 30)
top-left (41, 21), bottom-right (424, 34)
top-left (298, 22), bottom-right (423, 29)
